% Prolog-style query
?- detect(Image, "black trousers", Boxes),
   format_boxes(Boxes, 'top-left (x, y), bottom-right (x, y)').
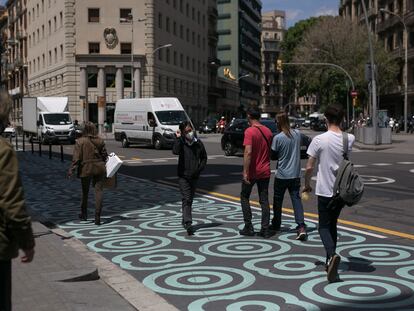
top-left (0, 260), bottom-right (11, 311)
top-left (178, 177), bottom-right (198, 225)
top-left (240, 179), bottom-right (270, 229)
top-left (80, 175), bottom-right (104, 217)
top-left (318, 196), bottom-right (343, 261)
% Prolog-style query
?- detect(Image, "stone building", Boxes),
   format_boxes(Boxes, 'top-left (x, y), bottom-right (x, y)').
top-left (3, 0), bottom-right (210, 131)
top-left (339, 0), bottom-right (414, 118)
top-left (217, 0), bottom-right (262, 111)
top-left (260, 10), bottom-right (285, 115)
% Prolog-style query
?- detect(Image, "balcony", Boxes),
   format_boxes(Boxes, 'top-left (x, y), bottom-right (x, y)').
top-left (208, 30), bottom-right (218, 41)
top-left (208, 57), bottom-right (221, 67)
top-left (208, 6), bottom-right (218, 18)
top-left (14, 57), bottom-right (24, 68)
top-left (16, 30), bottom-right (27, 40)
top-left (405, 10), bottom-right (414, 26)
top-left (377, 15), bottom-right (401, 33)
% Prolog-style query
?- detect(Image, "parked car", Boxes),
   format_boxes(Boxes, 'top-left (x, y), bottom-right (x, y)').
top-left (2, 127), bottom-right (16, 138)
top-left (221, 119), bottom-right (310, 158)
top-left (312, 119), bottom-right (327, 131)
top-left (289, 117), bottom-right (299, 129)
top-left (302, 119), bottom-right (311, 127)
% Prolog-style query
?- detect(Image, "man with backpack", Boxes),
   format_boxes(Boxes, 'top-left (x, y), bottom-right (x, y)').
top-left (239, 107), bottom-right (273, 238)
top-left (303, 104), bottom-right (356, 283)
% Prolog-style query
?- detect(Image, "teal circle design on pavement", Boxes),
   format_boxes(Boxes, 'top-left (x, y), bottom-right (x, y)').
top-left (396, 266), bottom-right (414, 281)
top-left (139, 217), bottom-right (211, 231)
top-left (279, 230), bottom-right (366, 247)
top-left (69, 225), bottom-right (142, 239)
top-left (244, 254), bottom-right (326, 279)
top-left (142, 266), bottom-right (255, 296)
top-left (168, 227), bottom-right (240, 242)
top-left (300, 275), bottom-right (414, 309)
top-left (166, 197), bottom-right (216, 209)
top-left (200, 239), bottom-right (291, 258)
top-left (120, 206), bottom-right (180, 219)
top-left (59, 219), bottom-right (121, 229)
top-left (193, 203), bottom-right (237, 215)
top-left (111, 249), bottom-right (205, 270)
top-left (187, 290), bottom-right (321, 311)
top-left (337, 244), bottom-right (414, 266)
top-left (87, 235), bottom-right (170, 252)
top-left (207, 213), bottom-right (247, 223)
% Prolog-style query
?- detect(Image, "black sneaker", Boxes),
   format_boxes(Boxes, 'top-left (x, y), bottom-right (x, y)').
top-left (269, 223), bottom-right (280, 232)
top-left (327, 254), bottom-right (341, 283)
top-left (257, 228), bottom-right (273, 239)
top-left (184, 222), bottom-right (194, 236)
top-left (296, 226), bottom-right (307, 241)
top-left (239, 225), bottom-right (255, 236)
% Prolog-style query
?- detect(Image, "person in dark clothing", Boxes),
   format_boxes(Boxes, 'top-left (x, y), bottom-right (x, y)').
top-left (173, 121), bottom-right (207, 234)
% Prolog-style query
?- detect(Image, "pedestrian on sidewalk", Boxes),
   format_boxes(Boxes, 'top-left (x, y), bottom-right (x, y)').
top-left (68, 122), bottom-right (108, 225)
top-left (0, 92), bottom-right (35, 311)
top-left (239, 107), bottom-right (273, 238)
top-left (303, 104), bottom-right (355, 283)
top-left (270, 112), bottom-right (307, 240)
top-left (173, 121), bottom-right (207, 235)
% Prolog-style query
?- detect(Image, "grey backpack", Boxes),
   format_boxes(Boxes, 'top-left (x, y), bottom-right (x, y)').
top-left (332, 133), bottom-right (364, 206)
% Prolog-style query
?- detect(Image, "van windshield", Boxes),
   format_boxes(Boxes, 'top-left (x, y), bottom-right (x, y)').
top-left (155, 110), bottom-right (188, 125)
top-left (43, 114), bottom-right (72, 125)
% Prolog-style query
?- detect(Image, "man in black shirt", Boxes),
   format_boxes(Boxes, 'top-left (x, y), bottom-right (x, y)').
top-left (173, 121), bottom-right (207, 234)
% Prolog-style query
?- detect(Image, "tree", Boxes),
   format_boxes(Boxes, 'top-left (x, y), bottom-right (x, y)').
top-left (291, 16), bottom-right (399, 113)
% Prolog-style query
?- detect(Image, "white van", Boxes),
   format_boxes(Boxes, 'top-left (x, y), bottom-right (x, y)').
top-left (113, 97), bottom-right (193, 149)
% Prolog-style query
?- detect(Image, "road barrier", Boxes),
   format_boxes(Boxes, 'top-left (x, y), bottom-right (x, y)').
top-left (10, 134), bottom-right (65, 162)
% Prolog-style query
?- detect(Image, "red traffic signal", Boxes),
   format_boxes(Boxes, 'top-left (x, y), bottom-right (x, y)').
top-left (351, 90), bottom-right (358, 97)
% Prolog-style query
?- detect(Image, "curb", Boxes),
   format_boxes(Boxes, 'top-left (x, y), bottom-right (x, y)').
top-left (353, 142), bottom-right (394, 151)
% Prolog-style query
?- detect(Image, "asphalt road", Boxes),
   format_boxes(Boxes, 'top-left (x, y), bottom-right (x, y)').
top-left (22, 130), bottom-right (414, 242)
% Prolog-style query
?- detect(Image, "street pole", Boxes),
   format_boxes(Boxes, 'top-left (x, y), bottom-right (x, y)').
top-left (346, 81), bottom-right (350, 128)
top-left (361, 0), bottom-right (378, 144)
top-left (380, 8), bottom-right (408, 133)
top-left (131, 15), bottom-right (134, 98)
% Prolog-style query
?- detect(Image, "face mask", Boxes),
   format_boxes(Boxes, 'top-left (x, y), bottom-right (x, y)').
top-left (185, 131), bottom-right (195, 142)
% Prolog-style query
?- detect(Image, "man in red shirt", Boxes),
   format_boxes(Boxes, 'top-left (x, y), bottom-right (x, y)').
top-left (240, 107), bottom-right (273, 238)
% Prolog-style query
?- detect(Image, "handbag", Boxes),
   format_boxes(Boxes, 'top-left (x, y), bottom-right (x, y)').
top-left (106, 153), bottom-right (123, 178)
top-left (103, 174), bottom-right (117, 189)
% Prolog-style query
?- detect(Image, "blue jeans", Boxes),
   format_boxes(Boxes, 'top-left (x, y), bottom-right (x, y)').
top-left (272, 178), bottom-right (305, 229)
top-left (318, 196), bottom-right (343, 261)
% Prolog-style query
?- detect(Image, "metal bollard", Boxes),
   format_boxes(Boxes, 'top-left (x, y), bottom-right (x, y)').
top-left (31, 136), bottom-right (34, 154)
top-left (49, 143), bottom-right (52, 159)
top-left (22, 134), bottom-right (25, 152)
top-left (15, 133), bottom-right (18, 150)
top-left (39, 141), bottom-right (42, 157)
top-left (60, 145), bottom-right (64, 162)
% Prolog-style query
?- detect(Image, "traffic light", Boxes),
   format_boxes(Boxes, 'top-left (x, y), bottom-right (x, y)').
top-left (352, 97), bottom-right (357, 107)
top-left (276, 59), bottom-right (283, 72)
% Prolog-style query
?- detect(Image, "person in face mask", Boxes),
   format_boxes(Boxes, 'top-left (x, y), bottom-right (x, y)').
top-left (173, 121), bottom-right (207, 234)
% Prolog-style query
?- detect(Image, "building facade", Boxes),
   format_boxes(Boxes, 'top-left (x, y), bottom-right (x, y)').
top-left (3, 0), bottom-right (210, 131)
top-left (339, 0), bottom-right (414, 118)
top-left (217, 0), bottom-right (262, 110)
top-left (260, 10), bottom-right (285, 115)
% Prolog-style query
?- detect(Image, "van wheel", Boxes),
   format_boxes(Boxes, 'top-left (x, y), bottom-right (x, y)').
top-left (224, 141), bottom-right (235, 156)
top-left (153, 137), bottom-right (162, 150)
top-left (121, 137), bottom-right (129, 148)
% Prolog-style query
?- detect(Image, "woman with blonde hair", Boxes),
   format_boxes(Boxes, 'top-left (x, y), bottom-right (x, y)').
top-left (68, 122), bottom-right (107, 225)
top-left (270, 112), bottom-right (307, 240)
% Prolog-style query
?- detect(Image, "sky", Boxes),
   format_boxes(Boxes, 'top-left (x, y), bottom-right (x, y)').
top-left (262, 0), bottom-right (338, 28)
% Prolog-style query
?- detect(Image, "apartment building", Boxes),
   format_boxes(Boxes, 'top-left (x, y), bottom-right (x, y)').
top-left (339, 0), bottom-right (414, 118)
top-left (217, 0), bottom-right (262, 110)
top-left (3, 0), bottom-right (210, 131)
top-left (260, 10), bottom-right (285, 115)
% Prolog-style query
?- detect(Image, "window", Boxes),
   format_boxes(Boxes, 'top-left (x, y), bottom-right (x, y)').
top-left (158, 49), bottom-right (163, 61)
top-left (192, 58), bottom-right (195, 72)
top-left (186, 56), bottom-right (189, 70)
top-left (202, 14), bottom-right (205, 27)
top-left (180, 25), bottom-right (183, 38)
top-left (48, 51), bottom-right (51, 65)
top-left (197, 11), bottom-right (200, 24)
top-left (186, 3), bottom-right (189, 16)
top-left (192, 7), bottom-right (195, 20)
top-left (120, 42), bottom-right (132, 54)
top-left (192, 31), bottom-right (195, 45)
top-left (166, 77), bottom-right (170, 92)
top-left (88, 8), bottom-right (99, 23)
top-left (173, 51), bottom-right (177, 65)
top-left (166, 49), bottom-right (170, 63)
top-left (158, 13), bottom-right (162, 28)
top-left (197, 34), bottom-right (200, 47)
top-left (42, 25), bottom-right (44, 38)
top-left (186, 28), bottom-right (189, 41)
top-left (180, 53), bottom-right (183, 67)
top-left (42, 54), bottom-right (45, 68)
top-left (173, 0), bottom-right (176, 9)
top-left (54, 16), bottom-right (57, 31)
top-left (173, 21), bottom-right (177, 35)
top-left (106, 73), bottom-right (116, 88)
top-left (60, 12), bottom-right (63, 27)
top-left (48, 20), bottom-right (51, 34)
top-left (60, 44), bottom-right (63, 60)
top-left (120, 8), bottom-right (132, 22)
top-left (158, 75), bottom-right (162, 91)
top-left (54, 48), bottom-right (57, 63)
top-left (124, 73), bottom-right (131, 87)
top-left (166, 17), bottom-right (170, 32)
top-left (89, 42), bottom-right (100, 54)
top-left (180, 0), bottom-right (183, 12)
top-left (88, 73), bottom-right (97, 88)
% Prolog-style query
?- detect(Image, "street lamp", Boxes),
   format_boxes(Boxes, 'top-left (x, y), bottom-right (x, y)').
top-left (151, 44), bottom-right (172, 55)
top-left (237, 74), bottom-right (250, 81)
top-left (120, 13), bottom-right (146, 98)
top-left (380, 8), bottom-right (408, 133)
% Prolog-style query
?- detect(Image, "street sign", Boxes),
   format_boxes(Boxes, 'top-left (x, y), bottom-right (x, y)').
top-left (351, 90), bottom-right (358, 97)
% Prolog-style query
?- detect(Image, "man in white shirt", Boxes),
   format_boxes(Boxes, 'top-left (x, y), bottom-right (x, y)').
top-left (303, 104), bottom-right (355, 283)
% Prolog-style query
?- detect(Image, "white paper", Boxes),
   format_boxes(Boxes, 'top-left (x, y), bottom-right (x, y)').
top-left (106, 153), bottom-right (123, 178)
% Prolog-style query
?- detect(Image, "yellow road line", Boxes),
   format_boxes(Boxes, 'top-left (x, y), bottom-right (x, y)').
top-left (130, 157), bottom-right (141, 160)
top-left (158, 180), bottom-right (414, 241)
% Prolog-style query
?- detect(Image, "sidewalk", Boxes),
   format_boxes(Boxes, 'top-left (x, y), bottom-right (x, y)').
top-left (16, 151), bottom-right (414, 311)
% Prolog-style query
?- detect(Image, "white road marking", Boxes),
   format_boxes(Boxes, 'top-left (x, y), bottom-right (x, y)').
top-left (362, 175), bottom-right (395, 185)
top-left (354, 164), bottom-right (368, 168)
top-left (372, 163), bottom-right (392, 166)
top-left (410, 169), bottom-right (414, 174)
top-left (200, 174), bottom-right (220, 178)
top-left (398, 162), bottom-right (414, 165)
top-left (164, 176), bottom-right (179, 180)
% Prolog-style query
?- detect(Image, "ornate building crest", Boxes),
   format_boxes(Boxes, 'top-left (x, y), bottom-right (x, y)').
top-left (103, 28), bottom-right (118, 49)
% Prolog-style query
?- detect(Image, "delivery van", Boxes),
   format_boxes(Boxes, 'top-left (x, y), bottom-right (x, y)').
top-left (113, 97), bottom-right (193, 149)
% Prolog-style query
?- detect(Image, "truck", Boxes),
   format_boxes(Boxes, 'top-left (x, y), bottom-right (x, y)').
top-left (22, 97), bottom-right (75, 144)
top-left (113, 97), bottom-right (193, 149)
